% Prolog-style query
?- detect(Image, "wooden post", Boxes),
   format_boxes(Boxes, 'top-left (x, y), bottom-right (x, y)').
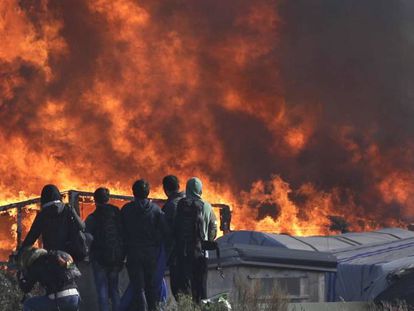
top-left (16, 206), bottom-right (22, 250)
top-left (68, 190), bottom-right (81, 216)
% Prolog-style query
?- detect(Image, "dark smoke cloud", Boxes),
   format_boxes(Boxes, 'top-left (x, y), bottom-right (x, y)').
top-left (1, 0), bottom-right (413, 225)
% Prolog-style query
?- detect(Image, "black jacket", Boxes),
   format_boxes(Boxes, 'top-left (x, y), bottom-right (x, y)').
top-left (85, 203), bottom-right (123, 264)
top-left (22, 202), bottom-right (85, 252)
top-left (121, 199), bottom-right (169, 257)
top-left (19, 252), bottom-right (80, 295)
top-left (163, 191), bottom-right (185, 231)
top-left (163, 192), bottom-right (185, 258)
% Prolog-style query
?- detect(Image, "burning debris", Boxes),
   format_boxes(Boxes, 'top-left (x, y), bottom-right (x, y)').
top-left (1, 0), bottom-right (414, 236)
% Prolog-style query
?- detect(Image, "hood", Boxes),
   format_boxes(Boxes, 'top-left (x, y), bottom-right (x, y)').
top-left (18, 247), bottom-right (47, 270)
top-left (168, 191), bottom-right (185, 200)
top-left (42, 200), bottom-right (65, 215)
top-left (40, 184), bottom-right (61, 205)
top-left (186, 177), bottom-right (202, 199)
top-left (134, 198), bottom-right (152, 213)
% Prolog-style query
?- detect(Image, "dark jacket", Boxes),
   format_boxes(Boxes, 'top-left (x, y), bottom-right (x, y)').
top-left (22, 202), bottom-right (85, 252)
top-left (85, 203), bottom-right (123, 264)
top-left (121, 199), bottom-right (169, 257)
top-left (163, 191), bottom-right (185, 259)
top-left (163, 191), bottom-right (185, 229)
top-left (19, 252), bottom-right (79, 295)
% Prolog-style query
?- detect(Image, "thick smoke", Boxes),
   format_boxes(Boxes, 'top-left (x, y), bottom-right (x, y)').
top-left (1, 0), bottom-right (413, 230)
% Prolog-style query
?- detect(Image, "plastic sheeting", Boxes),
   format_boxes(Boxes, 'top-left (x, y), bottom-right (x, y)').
top-left (217, 228), bottom-right (414, 303)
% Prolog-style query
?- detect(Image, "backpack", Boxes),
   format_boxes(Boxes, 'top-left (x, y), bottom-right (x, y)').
top-left (93, 206), bottom-right (124, 267)
top-left (176, 198), bottom-right (205, 258)
top-left (65, 206), bottom-right (89, 261)
top-left (44, 250), bottom-right (81, 294)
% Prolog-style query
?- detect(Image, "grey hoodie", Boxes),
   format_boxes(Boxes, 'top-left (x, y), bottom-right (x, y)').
top-left (185, 177), bottom-right (217, 240)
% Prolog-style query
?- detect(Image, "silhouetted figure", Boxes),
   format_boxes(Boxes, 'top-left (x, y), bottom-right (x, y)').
top-left (22, 184), bottom-right (86, 260)
top-left (86, 187), bottom-right (124, 311)
top-left (174, 177), bottom-right (217, 303)
top-left (121, 179), bottom-right (169, 311)
top-left (162, 175), bottom-right (185, 300)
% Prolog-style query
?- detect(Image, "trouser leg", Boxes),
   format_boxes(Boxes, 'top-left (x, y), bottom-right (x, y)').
top-left (127, 261), bottom-right (147, 311)
top-left (192, 256), bottom-right (208, 304)
top-left (176, 254), bottom-right (193, 298)
top-left (143, 255), bottom-right (157, 311)
top-left (169, 263), bottom-right (179, 300)
top-left (108, 269), bottom-right (121, 311)
top-left (92, 262), bottom-right (109, 311)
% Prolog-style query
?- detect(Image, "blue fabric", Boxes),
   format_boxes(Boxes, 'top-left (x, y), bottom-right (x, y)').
top-left (119, 284), bottom-right (134, 311)
top-left (23, 294), bottom-right (79, 311)
top-left (92, 261), bottom-right (121, 311)
top-left (155, 245), bottom-right (168, 303)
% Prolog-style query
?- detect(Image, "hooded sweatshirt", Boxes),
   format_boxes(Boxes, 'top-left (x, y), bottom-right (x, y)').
top-left (184, 177), bottom-right (217, 241)
top-left (22, 200), bottom-right (84, 252)
top-left (121, 198), bottom-right (169, 255)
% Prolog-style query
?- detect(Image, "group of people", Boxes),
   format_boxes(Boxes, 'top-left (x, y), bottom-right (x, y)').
top-left (17, 175), bottom-right (218, 311)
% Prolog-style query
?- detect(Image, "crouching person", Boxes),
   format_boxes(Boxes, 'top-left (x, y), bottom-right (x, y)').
top-left (18, 246), bottom-right (81, 311)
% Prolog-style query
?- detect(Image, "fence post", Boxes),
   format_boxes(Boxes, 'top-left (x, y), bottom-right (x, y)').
top-left (16, 206), bottom-right (22, 250)
top-left (68, 190), bottom-right (81, 217)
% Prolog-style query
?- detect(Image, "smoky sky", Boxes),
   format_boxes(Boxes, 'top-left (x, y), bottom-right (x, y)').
top-left (1, 0), bottom-right (414, 222)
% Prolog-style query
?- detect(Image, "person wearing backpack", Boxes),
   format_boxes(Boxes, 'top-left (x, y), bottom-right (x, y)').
top-left (21, 184), bottom-right (87, 261)
top-left (121, 179), bottom-right (169, 311)
top-left (85, 187), bottom-right (124, 311)
top-left (162, 175), bottom-right (185, 300)
top-left (18, 246), bottom-right (81, 311)
top-left (174, 177), bottom-right (218, 304)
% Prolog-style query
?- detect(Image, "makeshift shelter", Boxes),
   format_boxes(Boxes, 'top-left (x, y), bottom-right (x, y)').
top-left (216, 228), bottom-right (414, 304)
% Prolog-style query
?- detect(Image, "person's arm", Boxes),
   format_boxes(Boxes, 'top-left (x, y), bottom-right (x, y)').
top-left (70, 205), bottom-right (85, 230)
top-left (18, 268), bottom-right (36, 293)
top-left (208, 209), bottom-right (218, 241)
top-left (21, 213), bottom-right (43, 248)
top-left (85, 214), bottom-right (95, 236)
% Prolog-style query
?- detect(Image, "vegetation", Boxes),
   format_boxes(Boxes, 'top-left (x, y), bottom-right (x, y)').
top-left (369, 301), bottom-right (413, 311)
top-left (161, 278), bottom-right (288, 311)
top-left (0, 269), bottom-right (22, 311)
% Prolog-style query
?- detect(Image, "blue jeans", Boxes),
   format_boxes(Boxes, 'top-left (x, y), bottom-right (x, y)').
top-left (23, 294), bottom-right (79, 311)
top-left (92, 261), bottom-right (121, 311)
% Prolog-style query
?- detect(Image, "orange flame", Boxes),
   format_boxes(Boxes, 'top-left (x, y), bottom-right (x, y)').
top-left (0, 0), bottom-right (413, 261)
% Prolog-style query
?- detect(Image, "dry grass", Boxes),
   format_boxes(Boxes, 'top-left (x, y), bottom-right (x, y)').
top-left (230, 277), bottom-right (288, 311)
top-left (369, 301), bottom-right (413, 311)
top-left (0, 268), bottom-right (45, 311)
top-left (0, 269), bottom-right (23, 311)
top-left (162, 277), bottom-right (288, 311)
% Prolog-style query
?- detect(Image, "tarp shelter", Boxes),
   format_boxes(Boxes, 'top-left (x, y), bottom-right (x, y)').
top-left (217, 228), bottom-right (414, 304)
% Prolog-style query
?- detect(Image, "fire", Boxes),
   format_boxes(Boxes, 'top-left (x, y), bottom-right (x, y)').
top-left (1, 0), bottom-right (413, 260)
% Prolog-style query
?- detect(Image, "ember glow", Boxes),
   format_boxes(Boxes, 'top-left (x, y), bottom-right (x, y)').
top-left (1, 0), bottom-right (413, 245)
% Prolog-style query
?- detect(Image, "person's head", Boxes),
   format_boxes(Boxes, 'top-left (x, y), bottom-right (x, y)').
top-left (186, 177), bottom-right (203, 199)
top-left (132, 179), bottom-right (150, 199)
top-left (40, 184), bottom-right (61, 206)
top-left (162, 175), bottom-right (179, 197)
top-left (94, 187), bottom-right (110, 205)
top-left (18, 246), bottom-right (47, 272)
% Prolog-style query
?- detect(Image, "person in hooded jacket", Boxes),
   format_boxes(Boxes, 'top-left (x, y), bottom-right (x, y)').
top-left (18, 246), bottom-right (81, 311)
top-left (121, 179), bottom-right (169, 311)
top-left (21, 184), bottom-right (85, 257)
top-left (174, 177), bottom-right (218, 303)
top-left (162, 175), bottom-right (185, 300)
top-left (86, 187), bottom-right (124, 311)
